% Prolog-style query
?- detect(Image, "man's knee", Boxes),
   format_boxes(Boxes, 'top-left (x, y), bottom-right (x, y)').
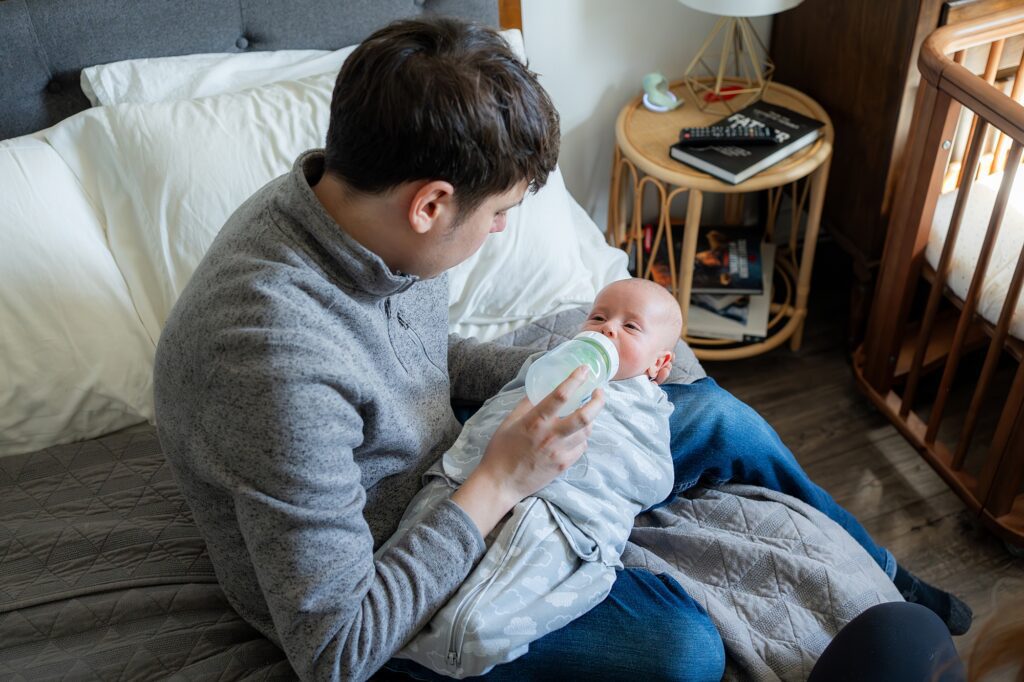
top-left (622, 571), bottom-right (726, 682)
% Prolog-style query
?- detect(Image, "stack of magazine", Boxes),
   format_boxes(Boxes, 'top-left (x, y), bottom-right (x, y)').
top-left (643, 226), bottom-right (776, 342)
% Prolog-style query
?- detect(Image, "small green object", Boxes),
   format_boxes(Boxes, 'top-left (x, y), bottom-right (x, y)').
top-left (642, 72), bottom-right (681, 110)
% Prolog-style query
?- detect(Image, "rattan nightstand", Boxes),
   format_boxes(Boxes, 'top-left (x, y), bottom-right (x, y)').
top-left (607, 80), bottom-right (834, 360)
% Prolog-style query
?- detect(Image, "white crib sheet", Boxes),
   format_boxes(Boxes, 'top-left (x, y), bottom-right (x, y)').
top-left (928, 170), bottom-right (1024, 340)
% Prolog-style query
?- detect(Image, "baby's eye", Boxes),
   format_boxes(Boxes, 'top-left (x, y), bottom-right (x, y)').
top-left (589, 315), bottom-right (605, 322)
top-left (625, 323), bottom-right (641, 331)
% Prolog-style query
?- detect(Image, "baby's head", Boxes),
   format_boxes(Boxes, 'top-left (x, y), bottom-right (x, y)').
top-left (581, 278), bottom-right (683, 381)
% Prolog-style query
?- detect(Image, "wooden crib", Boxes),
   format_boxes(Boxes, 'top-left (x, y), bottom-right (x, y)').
top-left (854, 6), bottom-right (1024, 549)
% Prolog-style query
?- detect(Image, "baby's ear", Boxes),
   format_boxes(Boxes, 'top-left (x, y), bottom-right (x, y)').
top-left (648, 350), bottom-right (675, 383)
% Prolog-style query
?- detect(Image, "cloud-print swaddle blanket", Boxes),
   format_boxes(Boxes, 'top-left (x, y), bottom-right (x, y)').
top-left (390, 356), bottom-right (674, 678)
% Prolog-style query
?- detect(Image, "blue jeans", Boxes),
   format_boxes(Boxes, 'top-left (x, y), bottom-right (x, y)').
top-left (387, 377), bottom-right (895, 680)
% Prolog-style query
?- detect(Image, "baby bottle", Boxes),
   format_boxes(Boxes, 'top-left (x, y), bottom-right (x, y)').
top-left (525, 331), bottom-right (619, 418)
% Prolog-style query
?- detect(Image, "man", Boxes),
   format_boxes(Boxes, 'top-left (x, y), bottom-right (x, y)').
top-left (155, 17), bottom-right (969, 682)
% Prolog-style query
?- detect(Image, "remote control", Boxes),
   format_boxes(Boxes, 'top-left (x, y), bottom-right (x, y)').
top-left (677, 125), bottom-right (777, 146)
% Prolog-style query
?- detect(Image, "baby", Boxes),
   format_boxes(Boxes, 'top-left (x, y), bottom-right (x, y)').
top-left (388, 278), bottom-right (683, 678)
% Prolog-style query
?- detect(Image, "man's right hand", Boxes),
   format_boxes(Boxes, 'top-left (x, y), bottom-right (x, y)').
top-left (451, 366), bottom-right (605, 537)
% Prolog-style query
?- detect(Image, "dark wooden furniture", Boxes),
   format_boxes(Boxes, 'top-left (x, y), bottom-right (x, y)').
top-left (769, 0), bottom-right (1023, 342)
top-left (853, 5), bottom-right (1024, 548)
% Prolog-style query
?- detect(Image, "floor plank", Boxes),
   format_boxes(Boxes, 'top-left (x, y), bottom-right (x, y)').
top-left (702, 240), bottom-right (1024, 659)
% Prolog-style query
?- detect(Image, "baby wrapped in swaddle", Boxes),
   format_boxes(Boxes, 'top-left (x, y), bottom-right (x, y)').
top-left (387, 279), bottom-right (684, 678)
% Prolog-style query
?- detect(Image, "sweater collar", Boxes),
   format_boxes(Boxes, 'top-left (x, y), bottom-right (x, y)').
top-left (285, 149), bottom-right (419, 298)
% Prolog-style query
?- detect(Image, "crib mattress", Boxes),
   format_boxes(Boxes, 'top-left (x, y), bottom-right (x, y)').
top-left (928, 170), bottom-right (1024, 340)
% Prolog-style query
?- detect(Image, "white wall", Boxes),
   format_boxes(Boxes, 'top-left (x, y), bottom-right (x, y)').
top-left (521, 0), bottom-right (772, 228)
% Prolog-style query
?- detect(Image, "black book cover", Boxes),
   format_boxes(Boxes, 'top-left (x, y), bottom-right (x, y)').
top-left (669, 101), bottom-right (825, 184)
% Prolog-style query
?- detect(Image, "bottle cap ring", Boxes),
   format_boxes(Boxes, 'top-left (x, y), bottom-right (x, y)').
top-left (573, 331), bottom-right (620, 381)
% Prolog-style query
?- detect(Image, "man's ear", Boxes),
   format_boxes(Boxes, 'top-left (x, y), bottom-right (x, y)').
top-left (408, 180), bottom-right (457, 235)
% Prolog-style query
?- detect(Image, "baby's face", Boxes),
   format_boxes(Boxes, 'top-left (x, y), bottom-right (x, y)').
top-left (581, 280), bottom-right (680, 380)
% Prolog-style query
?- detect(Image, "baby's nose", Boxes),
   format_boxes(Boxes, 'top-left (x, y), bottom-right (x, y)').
top-left (601, 324), bottom-right (616, 338)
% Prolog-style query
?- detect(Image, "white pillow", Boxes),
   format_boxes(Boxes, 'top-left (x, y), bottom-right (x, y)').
top-left (80, 30), bottom-right (527, 106)
top-left (47, 68), bottom-right (606, 345)
top-left (45, 72), bottom-right (336, 343)
top-left (446, 167), bottom-right (624, 339)
top-left (50, 30), bottom-right (622, 346)
top-left (81, 48), bottom-right (354, 106)
top-left (0, 136), bottom-right (156, 455)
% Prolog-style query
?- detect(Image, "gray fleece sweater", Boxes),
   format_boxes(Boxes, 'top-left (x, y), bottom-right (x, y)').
top-left (154, 150), bottom-right (533, 681)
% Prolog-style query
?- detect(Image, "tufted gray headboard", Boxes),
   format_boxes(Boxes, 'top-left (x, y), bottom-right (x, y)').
top-left (0, 0), bottom-right (501, 140)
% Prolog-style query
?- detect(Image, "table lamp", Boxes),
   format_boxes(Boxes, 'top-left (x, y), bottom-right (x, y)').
top-left (679, 0), bottom-right (803, 114)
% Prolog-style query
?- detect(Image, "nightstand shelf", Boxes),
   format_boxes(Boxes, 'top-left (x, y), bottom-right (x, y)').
top-left (607, 79), bottom-right (834, 360)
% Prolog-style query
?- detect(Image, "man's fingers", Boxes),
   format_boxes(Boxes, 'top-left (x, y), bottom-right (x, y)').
top-left (551, 387), bottom-right (605, 438)
top-left (506, 396), bottom-right (536, 422)
top-left (533, 366), bottom-right (589, 418)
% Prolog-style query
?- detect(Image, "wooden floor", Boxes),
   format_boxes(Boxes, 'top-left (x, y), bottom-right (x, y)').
top-left (702, 240), bottom-right (1024, 658)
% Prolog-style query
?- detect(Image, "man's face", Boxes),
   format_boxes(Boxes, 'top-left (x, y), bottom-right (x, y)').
top-left (581, 283), bottom-right (673, 380)
top-left (417, 181), bottom-right (528, 279)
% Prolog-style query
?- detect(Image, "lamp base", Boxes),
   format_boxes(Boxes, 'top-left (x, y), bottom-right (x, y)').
top-left (683, 16), bottom-right (775, 115)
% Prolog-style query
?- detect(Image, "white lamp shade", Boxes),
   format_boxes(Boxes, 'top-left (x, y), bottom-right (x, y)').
top-left (679, 0), bottom-right (803, 17)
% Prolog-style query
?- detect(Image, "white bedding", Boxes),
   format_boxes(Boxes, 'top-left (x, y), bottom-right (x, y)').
top-left (929, 170), bottom-right (1024, 340)
top-left (0, 32), bottom-right (629, 455)
top-left (0, 137), bottom-right (156, 454)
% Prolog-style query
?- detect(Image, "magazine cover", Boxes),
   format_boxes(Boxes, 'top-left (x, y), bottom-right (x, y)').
top-left (692, 293), bottom-right (749, 324)
top-left (687, 243), bottom-right (777, 341)
top-left (691, 227), bottom-right (763, 294)
top-left (642, 225), bottom-right (763, 295)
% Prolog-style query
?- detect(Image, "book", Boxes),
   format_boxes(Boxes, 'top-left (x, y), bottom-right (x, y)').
top-left (692, 293), bottom-right (749, 323)
top-left (644, 225), bottom-right (764, 295)
top-left (668, 101), bottom-right (825, 184)
top-left (692, 226), bottom-right (764, 294)
top-left (687, 243), bottom-right (777, 342)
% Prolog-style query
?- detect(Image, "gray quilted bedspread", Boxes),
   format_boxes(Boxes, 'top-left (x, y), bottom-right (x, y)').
top-left (3, 308), bottom-right (892, 681)
top-left (0, 425), bottom-right (294, 680)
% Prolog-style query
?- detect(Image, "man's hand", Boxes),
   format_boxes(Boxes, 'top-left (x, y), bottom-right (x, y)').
top-left (451, 366), bottom-right (605, 536)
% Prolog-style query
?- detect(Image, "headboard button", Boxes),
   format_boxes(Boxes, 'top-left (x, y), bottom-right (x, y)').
top-left (46, 80), bottom-right (63, 94)
top-left (236, 36), bottom-right (250, 49)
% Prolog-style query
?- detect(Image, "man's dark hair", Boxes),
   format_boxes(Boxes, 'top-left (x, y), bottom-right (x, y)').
top-left (324, 17), bottom-right (560, 218)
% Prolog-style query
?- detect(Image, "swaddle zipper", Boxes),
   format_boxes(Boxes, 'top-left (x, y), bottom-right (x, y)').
top-left (446, 498), bottom-right (539, 668)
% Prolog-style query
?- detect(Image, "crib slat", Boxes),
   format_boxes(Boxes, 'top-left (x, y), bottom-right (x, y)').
top-left (991, 55), bottom-right (1024, 175)
top-left (862, 86), bottom-right (961, 393)
top-left (956, 40), bottom-right (1007, 187)
top-left (955, 151), bottom-right (1024, 466)
top-left (901, 121), bottom-right (989, 419)
top-left (926, 141), bottom-right (1024, 444)
top-left (977, 356), bottom-right (1024, 517)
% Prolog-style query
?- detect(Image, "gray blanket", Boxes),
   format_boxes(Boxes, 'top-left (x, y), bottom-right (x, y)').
top-left (0, 307), bottom-right (894, 681)
top-left (626, 486), bottom-right (902, 681)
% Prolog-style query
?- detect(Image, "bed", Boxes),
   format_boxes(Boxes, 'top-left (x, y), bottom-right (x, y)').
top-left (2, 1), bottom-right (907, 679)
top-left (0, 1), bottom-right (685, 677)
